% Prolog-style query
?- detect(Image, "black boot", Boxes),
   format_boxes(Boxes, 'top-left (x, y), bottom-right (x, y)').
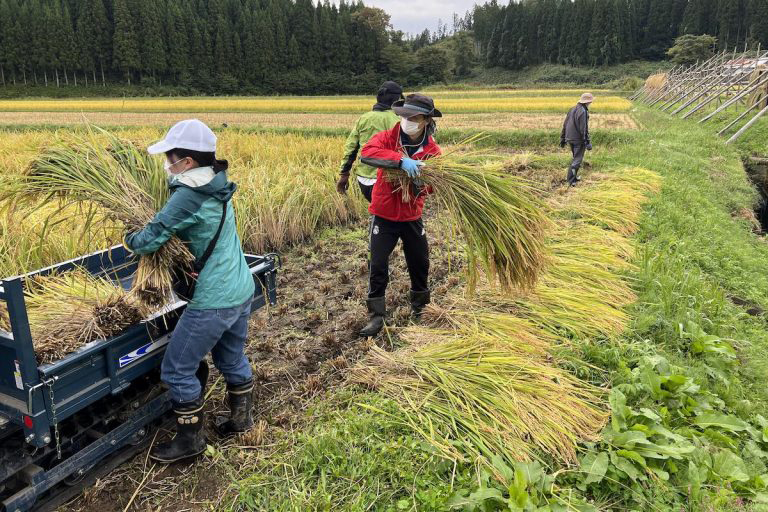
top-left (566, 166), bottom-right (576, 186)
top-left (150, 398), bottom-right (206, 464)
top-left (359, 297), bottom-right (386, 337)
top-left (409, 290), bottom-right (431, 321)
top-left (214, 380), bottom-right (254, 437)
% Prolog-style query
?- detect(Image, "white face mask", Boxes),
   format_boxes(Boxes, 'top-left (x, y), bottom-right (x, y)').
top-left (400, 117), bottom-right (424, 136)
top-left (164, 158), bottom-right (184, 178)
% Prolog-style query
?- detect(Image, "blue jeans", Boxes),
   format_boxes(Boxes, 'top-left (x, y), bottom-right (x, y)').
top-left (162, 299), bottom-right (253, 403)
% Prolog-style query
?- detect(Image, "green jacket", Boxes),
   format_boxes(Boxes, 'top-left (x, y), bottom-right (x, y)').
top-left (125, 168), bottom-right (255, 310)
top-left (339, 108), bottom-right (399, 180)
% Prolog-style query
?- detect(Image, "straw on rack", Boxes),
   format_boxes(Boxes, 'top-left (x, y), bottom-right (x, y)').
top-left (9, 127), bottom-right (193, 306)
top-left (352, 327), bottom-right (607, 466)
top-left (385, 150), bottom-right (548, 292)
top-left (21, 269), bottom-right (147, 363)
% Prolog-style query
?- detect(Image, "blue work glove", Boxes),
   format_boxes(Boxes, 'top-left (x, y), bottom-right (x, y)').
top-left (586, 143), bottom-right (593, 151)
top-left (400, 158), bottom-right (423, 178)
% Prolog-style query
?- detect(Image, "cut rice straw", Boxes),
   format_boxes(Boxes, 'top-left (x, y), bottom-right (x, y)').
top-left (384, 137), bottom-right (548, 293)
top-left (8, 126), bottom-right (194, 306)
top-left (23, 269), bottom-right (147, 363)
top-left (353, 328), bottom-right (607, 466)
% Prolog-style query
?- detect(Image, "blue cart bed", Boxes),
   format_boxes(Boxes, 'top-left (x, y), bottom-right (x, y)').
top-left (0, 245), bottom-right (277, 512)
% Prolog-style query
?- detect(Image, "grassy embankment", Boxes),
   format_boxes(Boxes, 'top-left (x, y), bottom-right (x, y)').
top-left (232, 107), bottom-right (768, 511)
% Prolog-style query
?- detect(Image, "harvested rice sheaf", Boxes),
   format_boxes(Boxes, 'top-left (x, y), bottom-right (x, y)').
top-left (24, 269), bottom-right (147, 363)
top-left (352, 328), bottom-right (607, 467)
top-left (386, 151), bottom-right (549, 293)
top-left (25, 269), bottom-right (148, 363)
top-left (12, 127), bottom-right (194, 306)
top-left (0, 302), bottom-right (9, 332)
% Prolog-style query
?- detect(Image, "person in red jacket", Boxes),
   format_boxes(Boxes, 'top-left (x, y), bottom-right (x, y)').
top-left (358, 93), bottom-right (442, 337)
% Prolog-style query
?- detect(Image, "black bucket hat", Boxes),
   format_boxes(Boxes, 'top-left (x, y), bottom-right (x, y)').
top-left (393, 93), bottom-right (443, 118)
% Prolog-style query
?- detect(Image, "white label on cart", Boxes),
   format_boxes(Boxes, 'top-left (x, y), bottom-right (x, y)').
top-left (119, 338), bottom-right (170, 368)
top-left (13, 360), bottom-right (23, 390)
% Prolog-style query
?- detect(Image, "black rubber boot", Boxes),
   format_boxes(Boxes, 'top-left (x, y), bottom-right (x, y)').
top-left (359, 297), bottom-right (386, 337)
top-left (409, 290), bottom-right (431, 321)
top-left (214, 380), bottom-right (254, 437)
top-left (566, 166), bottom-right (576, 186)
top-left (150, 398), bottom-right (206, 464)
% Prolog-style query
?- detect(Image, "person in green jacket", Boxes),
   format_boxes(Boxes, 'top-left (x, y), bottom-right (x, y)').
top-left (124, 119), bottom-right (256, 464)
top-left (336, 81), bottom-right (403, 202)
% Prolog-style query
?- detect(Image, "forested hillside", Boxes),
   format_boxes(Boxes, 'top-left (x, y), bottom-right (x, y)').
top-left (0, 0), bottom-right (447, 94)
top-left (2, 0), bottom-right (767, 95)
top-left (473, 0), bottom-right (768, 69)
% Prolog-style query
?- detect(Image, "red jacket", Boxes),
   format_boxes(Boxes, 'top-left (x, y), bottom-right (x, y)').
top-left (360, 123), bottom-right (441, 222)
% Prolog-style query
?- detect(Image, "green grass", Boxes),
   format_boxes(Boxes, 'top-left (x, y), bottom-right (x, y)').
top-left (237, 391), bottom-right (475, 511)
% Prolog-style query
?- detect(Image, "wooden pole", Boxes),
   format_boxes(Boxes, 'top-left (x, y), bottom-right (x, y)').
top-left (726, 103), bottom-right (768, 144)
top-left (683, 50), bottom-right (768, 118)
top-left (700, 71), bottom-right (768, 123)
top-left (661, 52), bottom-right (729, 111)
top-left (717, 96), bottom-right (764, 135)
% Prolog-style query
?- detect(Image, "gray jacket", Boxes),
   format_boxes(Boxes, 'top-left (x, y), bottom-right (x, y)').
top-left (561, 104), bottom-right (590, 145)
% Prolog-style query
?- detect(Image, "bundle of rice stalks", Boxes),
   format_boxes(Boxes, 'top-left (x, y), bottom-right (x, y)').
top-left (386, 151), bottom-right (548, 292)
top-left (0, 302), bottom-right (9, 332)
top-left (9, 127), bottom-right (193, 306)
top-left (23, 269), bottom-right (147, 363)
top-left (645, 73), bottom-right (668, 91)
top-left (556, 169), bottom-right (661, 236)
top-left (422, 304), bottom-right (556, 356)
top-left (352, 328), bottom-right (607, 466)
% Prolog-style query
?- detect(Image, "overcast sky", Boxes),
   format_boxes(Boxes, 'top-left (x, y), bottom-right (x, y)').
top-left (365, 0), bottom-right (477, 35)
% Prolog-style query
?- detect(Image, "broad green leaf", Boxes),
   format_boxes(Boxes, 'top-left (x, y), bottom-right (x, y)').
top-left (609, 389), bottom-right (629, 431)
top-left (694, 413), bottom-right (749, 432)
top-left (616, 449), bottom-right (647, 466)
top-left (611, 430), bottom-right (647, 448)
top-left (610, 452), bottom-right (644, 481)
top-left (582, 451), bottom-right (609, 485)
top-left (711, 449), bottom-right (750, 483)
top-left (649, 466), bottom-right (670, 481)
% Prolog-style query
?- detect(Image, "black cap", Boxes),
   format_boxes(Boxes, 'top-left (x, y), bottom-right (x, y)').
top-left (393, 93), bottom-right (442, 118)
top-left (377, 81), bottom-right (404, 107)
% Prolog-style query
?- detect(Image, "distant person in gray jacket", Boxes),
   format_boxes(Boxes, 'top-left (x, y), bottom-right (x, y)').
top-left (560, 93), bottom-right (594, 186)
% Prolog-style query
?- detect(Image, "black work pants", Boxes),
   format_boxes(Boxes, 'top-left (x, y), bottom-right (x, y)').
top-left (567, 143), bottom-right (586, 184)
top-left (368, 215), bottom-right (429, 299)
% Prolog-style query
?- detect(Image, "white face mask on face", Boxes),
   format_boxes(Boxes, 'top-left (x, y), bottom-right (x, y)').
top-left (164, 158), bottom-right (184, 178)
top-left (400, 117), bottom-right (424, 136)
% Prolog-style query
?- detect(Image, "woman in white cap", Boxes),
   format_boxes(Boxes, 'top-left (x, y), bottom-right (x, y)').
top-left (123, 119), bottom-right (256, 463)
top-left (560, 92), bottom-right (594, 186)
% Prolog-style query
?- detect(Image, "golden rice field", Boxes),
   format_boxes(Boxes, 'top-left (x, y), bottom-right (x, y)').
top-left (0, 111), bottom-right (639, 131)
top-left (0, 94), bottom-right (632, 113)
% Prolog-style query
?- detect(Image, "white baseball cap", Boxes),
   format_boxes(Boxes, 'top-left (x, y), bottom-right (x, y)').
top-left (147, 119), bottom-right (217, 155)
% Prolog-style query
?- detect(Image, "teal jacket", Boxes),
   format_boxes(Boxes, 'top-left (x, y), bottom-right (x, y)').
top-left (124, 168), bottom-right (255, 310)
top-left (339, 108), bottom-right (399, 180)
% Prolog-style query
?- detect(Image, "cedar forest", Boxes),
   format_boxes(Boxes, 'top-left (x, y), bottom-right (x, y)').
top-left (0, 0), bottom-right (767, 94)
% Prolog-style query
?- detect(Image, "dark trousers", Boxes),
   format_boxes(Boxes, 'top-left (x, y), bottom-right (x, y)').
top-left (368, 215), bottom-right (429, 298)
top-left (567, 143), bottom-right (586, 184)
top-left (358, 181), bottom-right (374, 203)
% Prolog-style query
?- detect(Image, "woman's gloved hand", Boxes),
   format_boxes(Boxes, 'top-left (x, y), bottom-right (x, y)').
top-left (400, 158), bottom-right (423, 178)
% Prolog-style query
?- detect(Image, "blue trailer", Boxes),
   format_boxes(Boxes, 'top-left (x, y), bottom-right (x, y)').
top-left (0, 246), bottom-right (278, 512)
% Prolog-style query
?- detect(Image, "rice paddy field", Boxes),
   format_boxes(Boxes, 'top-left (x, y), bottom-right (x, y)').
top-left (3, 89), bottom-right (768, 511)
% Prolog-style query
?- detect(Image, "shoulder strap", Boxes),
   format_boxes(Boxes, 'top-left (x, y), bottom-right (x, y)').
top-left (194, 201), bottom-right (227, 273)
